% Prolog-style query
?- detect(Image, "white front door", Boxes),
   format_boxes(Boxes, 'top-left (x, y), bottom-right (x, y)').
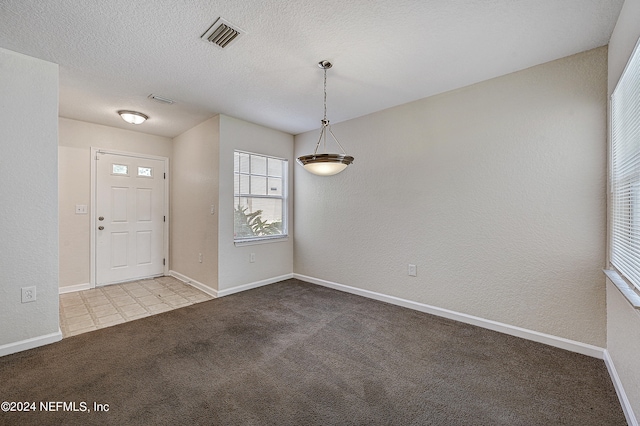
top-left (95, 152), bottom-right (166, 286)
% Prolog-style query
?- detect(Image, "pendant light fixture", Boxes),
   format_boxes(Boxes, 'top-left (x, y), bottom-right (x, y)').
top-left (297, 60), bottom-right (354, 176)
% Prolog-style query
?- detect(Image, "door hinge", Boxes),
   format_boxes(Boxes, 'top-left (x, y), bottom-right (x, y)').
top-left (163, 216), bottom-right (166, 222)
top-left (164, 173), bottom-right (166, 179)
top-left (163, 258), bottom-right (166, 266)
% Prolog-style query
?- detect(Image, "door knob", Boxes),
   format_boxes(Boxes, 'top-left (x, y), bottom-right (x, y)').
top-left (98, 226), bottom-right (104, 230)
top-left (98, 216), bottom-right (104, 221)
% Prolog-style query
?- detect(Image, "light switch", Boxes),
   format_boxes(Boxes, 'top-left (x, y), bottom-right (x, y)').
top-left (75, 205), bottom-right (88, 214)
top-left (408, 264), bottom-right (417, 277)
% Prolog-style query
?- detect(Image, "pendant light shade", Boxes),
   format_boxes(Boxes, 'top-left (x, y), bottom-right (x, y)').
top-left (118, 110), bottom-right (148, 125)
top-left (297, 153), bottom-right (352, 176)
top-left (297, 61), bottom-right (354, 176)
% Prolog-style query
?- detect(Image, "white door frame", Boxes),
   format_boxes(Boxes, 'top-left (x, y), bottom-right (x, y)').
top-left (90, 147), bottom-right (170, 289)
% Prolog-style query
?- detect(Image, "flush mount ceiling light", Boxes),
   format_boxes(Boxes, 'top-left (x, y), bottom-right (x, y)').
top-left (297, 60), bottom-right (354, 176)
top-left (118, 110), bottom-right (148, 125)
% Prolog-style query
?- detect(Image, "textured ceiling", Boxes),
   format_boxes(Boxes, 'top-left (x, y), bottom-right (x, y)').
top-left (0, 0), bottom-right (624, 137)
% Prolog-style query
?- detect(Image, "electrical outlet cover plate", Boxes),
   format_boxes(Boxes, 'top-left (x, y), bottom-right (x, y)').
top-left (22, 286), bottom-right (36, 303)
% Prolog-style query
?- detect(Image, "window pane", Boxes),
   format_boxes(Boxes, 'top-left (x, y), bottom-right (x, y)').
top-left (234, 197), bottom-right (283, 239)
top-left (251, 155), bottom-right (267, 175)
top-left (240, 174), bottom-right (250, 194)
top-left (268, 177), bottom-right (282, 196)
top-left (234, 173), bottom-right (239, 194)
top-left (251, 176), bottom-right (267, 195)
top-left (112, 164), bottom-right (128, 175)
top-left (138, 167), bottom-right (152, 177)
top-left (268, 158), bottom-right (283, 177)
top-left (239, 153), bottom-right (250, 173)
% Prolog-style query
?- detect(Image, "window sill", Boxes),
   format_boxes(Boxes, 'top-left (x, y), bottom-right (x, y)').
top-left (234, 236), bottom-right (289, 247)
top-left (603, 269), bottom-right (640, 309)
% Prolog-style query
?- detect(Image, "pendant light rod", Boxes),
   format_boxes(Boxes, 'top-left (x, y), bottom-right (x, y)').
top-left (321, 61), bottom-right (329, 122)
top-left (311, 61), bottom-right (347, 156)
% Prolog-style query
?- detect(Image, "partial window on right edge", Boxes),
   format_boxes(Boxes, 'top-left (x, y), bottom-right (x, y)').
top-left (610, 36), bottom-right (640, 290)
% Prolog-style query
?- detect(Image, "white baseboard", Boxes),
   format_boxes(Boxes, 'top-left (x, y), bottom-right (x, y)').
top-left (604, 350), bottom-right (638, 426)
top-left (217, 273), bottom-right (294, 298)
top-left (0, 330), bottom-right (63, 358)
top-left (294, 274), bottom-right (605, 359)
top-left (59, 283), bottom-right (91, 294)
top-left (168, 271), bottom-right (294, 299)
top-left (168, 271), bottom-right (218, 298)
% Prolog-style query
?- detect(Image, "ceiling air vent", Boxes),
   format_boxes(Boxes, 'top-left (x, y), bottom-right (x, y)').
top-left (201, 18), bottom-right (245, 49)
top-left (148, 94), bottom-right (175, 105)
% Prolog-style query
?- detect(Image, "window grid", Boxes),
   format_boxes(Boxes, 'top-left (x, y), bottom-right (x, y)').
top-left (235, 158), bottom-right (282, 196)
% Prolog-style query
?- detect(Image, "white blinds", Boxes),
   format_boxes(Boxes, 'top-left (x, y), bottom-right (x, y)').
top-left (611, 37), bottom-right (640, 290)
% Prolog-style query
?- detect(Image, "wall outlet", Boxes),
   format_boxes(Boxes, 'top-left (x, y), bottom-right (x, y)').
top-left (250, 253), bottom-right (256, 263)
top-left (210, 204), bottom-right (215, 215)
top-left (198, 253), bottom-right (203, 263)
top-left (408, 264), bottom-right (417, 277)
top-left (22, 286), bottom-right (36, 303)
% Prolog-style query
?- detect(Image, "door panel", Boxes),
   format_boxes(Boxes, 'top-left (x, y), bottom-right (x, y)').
top-left (111, 232), bottom-right (129, 268)
top-left (136, 231), bottom-right (152, 265)
top-left (112, 187), bottom-right (128, 222)
top-left (96, 152), bottom-right (165, 286)
top-left (136, 189), bottom-right (152, 221)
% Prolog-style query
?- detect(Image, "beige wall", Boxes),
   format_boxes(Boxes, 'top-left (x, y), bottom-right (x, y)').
top-left (0, 48), bottom-right (60, 353)
top-left (218, 115), bottom-right (294, 291)
top-left (170, 116), bottom-right (220, 290)
top-left (607, 0), bottom-right (640, 421)
top-left (58, 117), bottom-right (172, 288)
top-left (295, 47), bottom-right (608, 347)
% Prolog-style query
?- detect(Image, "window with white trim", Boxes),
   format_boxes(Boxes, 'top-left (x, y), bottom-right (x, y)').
top-left (234, 150), bottom-right (288, 242)
top-left (610, 37), bottom-right (640, 291)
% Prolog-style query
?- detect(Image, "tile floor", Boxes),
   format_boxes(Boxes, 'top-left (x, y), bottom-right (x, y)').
top-left (59, 276), bottom-right (214, 338)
